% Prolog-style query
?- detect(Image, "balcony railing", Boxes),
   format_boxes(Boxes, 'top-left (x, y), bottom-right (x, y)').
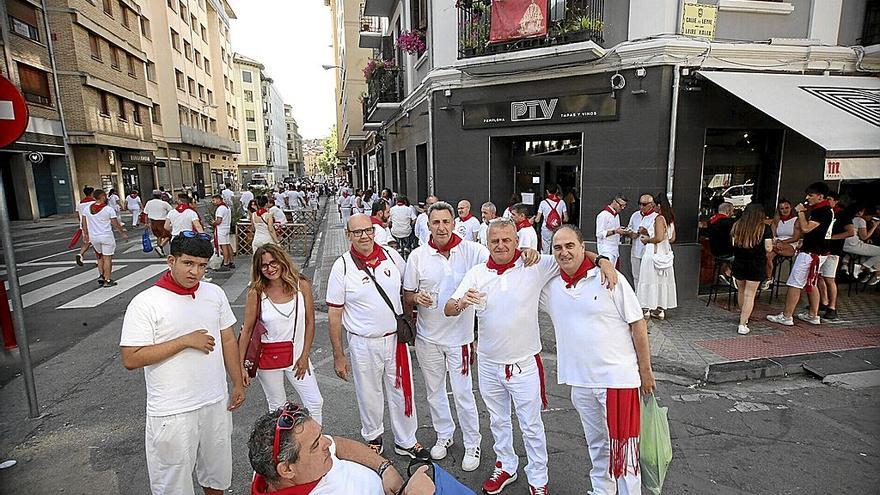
top-left (362, 68), bottom-right (403, 122)
top-left (457, 0), bottom-right (604, 59)
top-left (360, 4), bottom-right (382, 34)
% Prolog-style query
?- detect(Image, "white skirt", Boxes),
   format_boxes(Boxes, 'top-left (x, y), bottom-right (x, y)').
top-left (637, 241), bottom-right (678, 309)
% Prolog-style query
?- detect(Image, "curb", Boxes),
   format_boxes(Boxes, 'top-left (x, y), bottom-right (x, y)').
top-left (703, 347), bottom-right (880, 383)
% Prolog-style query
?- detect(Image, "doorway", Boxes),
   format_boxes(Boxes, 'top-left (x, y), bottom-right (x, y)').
top-left (33, 162), bottom-right (58, 217)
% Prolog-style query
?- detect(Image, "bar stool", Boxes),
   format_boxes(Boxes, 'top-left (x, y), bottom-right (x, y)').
top-left (845, 254), bottom-right (867, 295)
top-left (767, 255), bottom-right (794, 303)
top-left (707, 256), bottom-right (737, 309)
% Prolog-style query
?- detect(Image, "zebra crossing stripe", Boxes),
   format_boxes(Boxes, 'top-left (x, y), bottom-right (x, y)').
top-left (4, 267), bottom-right (73, 290)
top-left (58, 264), bottom-right (166, 309)
top-left (20, 266), bottom-right (127, 309)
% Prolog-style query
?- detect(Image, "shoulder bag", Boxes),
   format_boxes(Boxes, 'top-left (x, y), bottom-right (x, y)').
top-left (258, 288), bottom-right (299, 370)
top-left (243, 291), bottom-right (269, 378)
top-left (351, 253), bottom-right (415, 344)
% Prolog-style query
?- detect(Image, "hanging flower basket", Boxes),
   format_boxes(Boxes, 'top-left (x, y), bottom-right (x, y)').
top-left (396, 29), bottom-right (426, 56)
top-left (363, 58), bottom-right (396, 81)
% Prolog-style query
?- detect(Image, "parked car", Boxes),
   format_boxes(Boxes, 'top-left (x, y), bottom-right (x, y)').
top-left (720, 182), bottom-right (754, 209)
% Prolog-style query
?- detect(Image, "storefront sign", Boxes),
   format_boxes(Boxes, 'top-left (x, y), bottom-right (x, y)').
top-left (120, 151), bottom-right (155, 163)
top-left (462, 93), bottom-right (617, 129)
top-left (824, 157), bottom-right (880, 180)
top-left (489, 0), bottom-right (548, 43)
top-left (680, 3), bottom-right (717, 40)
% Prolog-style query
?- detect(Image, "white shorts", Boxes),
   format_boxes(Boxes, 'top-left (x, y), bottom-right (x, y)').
top-left (820, 254), bottom-right (839, 278)
top-left (786, 252), bottom-right (828, 289)
top-left (145, 399), bottom-right (232, 494)
top-left (91, 236), bottom-right (116, 256)
top-left (215, 227), bottom-right (230, 246)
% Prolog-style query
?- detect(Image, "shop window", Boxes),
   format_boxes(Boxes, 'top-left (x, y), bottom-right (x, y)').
top-left (7, 0), bottom-right (40, 42)
top-left (102, 0), bottom-right (113, 17)
top-left (117, 96), bottom-right (127, 121)
top-left (89, 33), bottom-right (102, 60)
top-left (17, 64), bottom-right (51, 106)
top-left (151, 104), bottom-right (161, 124)
top-left (99, 91), bottom-right (110, 116)
top-left (140, 17), bottom-right (151, 39)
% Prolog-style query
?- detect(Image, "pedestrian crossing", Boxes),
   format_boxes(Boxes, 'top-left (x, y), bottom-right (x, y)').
top-left (58, 265), bottom-right (166, 309)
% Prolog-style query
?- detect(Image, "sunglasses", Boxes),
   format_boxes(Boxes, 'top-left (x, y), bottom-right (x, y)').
top-left (180, 230), bottom-right (212, 241)
top-left (273, 402), bottom-right (308, 465)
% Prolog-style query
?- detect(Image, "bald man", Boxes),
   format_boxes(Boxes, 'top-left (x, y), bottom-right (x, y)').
top-left (455, 200), bottom-right (481, 242)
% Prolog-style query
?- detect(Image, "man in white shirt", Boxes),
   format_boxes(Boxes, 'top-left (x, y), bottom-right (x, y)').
top-left (220, 182), bottom-right (234, 205)
top-left (455, 200), bottom-right (481, 242)
top-left (390, 196), bottom-right (417, 251)
top-left (339, 189), bottom-right (355, 224)
top-left (85, 189), bottom-right (128, 287)
top-left (120, 235), bottom-right (245, 495)
top-left (541, 226), bottom-right (654, 495)
top-left (624, 194), bottom-right (658, 288)
top-left (247, 404), bottom-right (436, 495)
top-left (144, 190), bottom-right (174, 257)
top-left (126, 190), bottom-right (143, 227)
top-left (533, 185), bottom-right (568, 254)
top-left (414, 195), bottom-right (437, 246)
top-left (595, 194), bottom-right (629, 265)
top-left (370, 200), bottom-right (394, 248)
top-left (286, 185), bottom-right (300, 210)
top-left (326, 214), bottom-right (430, 461)
top-left (74, 185), bottom-right (96, 267)
top-left (211, 194), bottom-right (234, 270)
top-left (510, 203), bottom-right (538, 250)
top-left (165, 195), bottom-right (204, 238)
top-left (274, 188), bottom-right (287, 209)
top-left (240, 187), bottom-right (255, 217)
top-left (478, 201), bottom-right (497, 246)
top-left (403, 201), bottom-right (488, 472)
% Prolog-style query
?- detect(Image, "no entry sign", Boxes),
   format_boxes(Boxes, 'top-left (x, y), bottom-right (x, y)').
top-left (0, 74), bottom-right (29, 149)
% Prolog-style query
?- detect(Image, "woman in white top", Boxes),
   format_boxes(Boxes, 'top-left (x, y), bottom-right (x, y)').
top-left (251, 196), bottom-right (279, 251)
top-left (844, 205), bottom-right (880, 282)
top-left (108, 189), bottom-right (122, 223)
top-left (766, 199), bottom-right (802, 281)
top-left (125, 190), bottom-right (142, 227)
top-left (239, 244), bottom-right (323, 422)
top-left (637, 195), bottom-right (677, 320)
top-left (353, 189), bottom-right (365, 214)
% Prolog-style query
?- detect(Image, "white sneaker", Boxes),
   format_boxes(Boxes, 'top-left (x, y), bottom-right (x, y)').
top-left (461, 446), bottom-right (480, 472)
top-left (766, 313), bottom-right (794, 326)
top-left (737, 324), bottom-right (750, 335)
top-left (429, 437), bottom-right (453, 460)
top-left (797, 312), bottom-right (821, 325)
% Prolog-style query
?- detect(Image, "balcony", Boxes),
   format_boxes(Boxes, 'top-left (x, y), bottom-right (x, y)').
top-left (359, 4), bottom-right (383, 49)
top-left (363, 0), bottom-right (395, 18)
top-left (457, 0), bottom-right (605, 74)
top-left (362, 68), bottom-right (403, 123)
top-left (180, 125), bottom-right (240, 153)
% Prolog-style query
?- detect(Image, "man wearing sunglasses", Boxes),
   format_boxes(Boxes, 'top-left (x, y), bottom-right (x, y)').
top-left (624, 194), bottom-right (658, 288)
top-left (595, 194), bottom-right (629, 266)
top-left (120, 233), bottom-right (245, 495)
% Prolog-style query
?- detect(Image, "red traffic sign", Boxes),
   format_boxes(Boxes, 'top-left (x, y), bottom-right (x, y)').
top-left (0, 75), bottom-right (30, 149)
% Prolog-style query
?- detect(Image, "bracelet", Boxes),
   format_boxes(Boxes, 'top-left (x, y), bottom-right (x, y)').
top-left (376, 459), bottom-right (393, 478)
top-left (595, 255), bottom-right (610, 265)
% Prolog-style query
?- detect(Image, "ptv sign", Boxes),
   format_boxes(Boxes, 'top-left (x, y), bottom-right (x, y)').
top-left (0, 74), bottom-right (30, 149)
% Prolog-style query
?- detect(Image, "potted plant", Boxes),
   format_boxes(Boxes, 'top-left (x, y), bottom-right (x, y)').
top-left (362, 58), bottom-right (395, 82)
top-left (397, 29), bottom-right (426, 56)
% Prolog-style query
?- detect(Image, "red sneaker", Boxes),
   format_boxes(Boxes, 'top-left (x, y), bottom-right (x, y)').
top-left (482, 461), bottom-right (517, 494)
top-left (529, 485), bottom-right (548, 495)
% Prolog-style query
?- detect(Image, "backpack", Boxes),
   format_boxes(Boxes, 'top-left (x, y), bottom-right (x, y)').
top-left (544, 199), bottom-right (563, 230)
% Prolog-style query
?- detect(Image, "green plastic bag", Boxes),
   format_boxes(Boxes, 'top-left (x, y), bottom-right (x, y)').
top-left (640, 393), bottom-right (673, 494)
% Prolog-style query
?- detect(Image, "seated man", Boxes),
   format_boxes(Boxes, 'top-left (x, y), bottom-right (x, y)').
top-left (707, 202), bottom-right (736, 284)
top-left (249, 403), bottom-right (435, 495)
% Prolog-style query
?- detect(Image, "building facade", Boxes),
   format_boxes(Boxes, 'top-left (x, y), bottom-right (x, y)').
top-left (285, 104), bottom-right (305, 177)
top-left (262, 76), bottom-right (288, 181)
top-left (302, 138), bottom-right (324, 177)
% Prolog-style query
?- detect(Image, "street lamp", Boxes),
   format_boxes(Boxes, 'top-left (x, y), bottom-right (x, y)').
top-left (321, 64), bottom-right (342, 70)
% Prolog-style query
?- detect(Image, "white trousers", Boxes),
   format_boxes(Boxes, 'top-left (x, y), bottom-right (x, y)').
top-left (341, 207), bottom-right (352, 225)
top-left (571, 387), bottom-right (641, 495)
top-left (540, 228), bottom-right (553, 254)
top-left (348, 333), bottom-right (418, 448)
top-left (256, 360), bottom-right (324, 425)
top-left (131, 207), bottom-right (141, 227)
top-left (414, 338), bottom-right (481, 448)
top-left (845, 241), bottom-right (880, 271)
top-left (630, 255), bottom-right (642, 290)
top-left (478, 356), bottom-right (548, 486)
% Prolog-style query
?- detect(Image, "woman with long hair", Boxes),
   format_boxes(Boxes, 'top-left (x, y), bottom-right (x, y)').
top-left (239, 244), bottom-right (324, 422)
top-left (731, 203), bottom-right (773, 335)
top-left (251, 195), bottom-right (278, 251)
top-left (637, 194), bottom-right (677, 320)
top-left (765, 199), bottom-right (801, 287)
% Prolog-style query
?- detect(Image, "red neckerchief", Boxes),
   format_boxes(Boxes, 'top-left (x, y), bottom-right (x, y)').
top-left (607, 388), bottom-right (641, 479)
top-left (778, 213), bottom-right (795, 221)
top-left (515, 218), bottom-right (531, 231)
top-left (129, 194), bottom-right (138, 200)
top-left (604, 205), bottom-right (617, 217)
top-left (833, 206), bottom-right (842, 214)
top-left (154, 271), bottom-right (198, 298)
top-left (487, 249), bottom-right (521, 275)
top-left (342, 191), bottom-right (349, 198)
top-left (547, 194), bottom-right (560, 202)
top-left (89, 202), bottom-right (107, 215)
top-left (810, 200), bottom-right (831, 211)
top-left (256, 208), bottom-right (268, 216)
top-left (560, 256), bottom-right (596, 289)
top-left (251, 473), bottom-right (321, 495)
top-left (216, 201), bottom-right (227, 208)
top-left (80, 197), bottom-right (94, 204)
top-left (709, 213), bottom-right (728, 225)
top-left (458, 213), bottom-right (474, 223)
top-left (350, 243), bottom-right (386, 269)
top-left (370, 216), bottom-right (385, 227)
top-left (396, 200), bottom-right (406, 206)
top-left (175, 204), bottom-right (191, 213)
top-left (428, 233), bottom-right (462, 254)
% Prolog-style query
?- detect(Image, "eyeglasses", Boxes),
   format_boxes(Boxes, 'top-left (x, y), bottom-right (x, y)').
top-left (347, 228), bottom-right (374, 237)
top-left (261, 260), bottom-right (280, 271)
top-left (180, 230), bottom-right (212, 241)
top-left (638, 202), bottom-right (653, 207)
top-left (273, 402), bottom-right (308, 465)
top-left (614, 200), bottom-right (627, 209)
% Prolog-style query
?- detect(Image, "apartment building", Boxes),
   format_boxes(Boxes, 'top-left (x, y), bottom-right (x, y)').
top-left (302, 139), bottom-right (324, 177)
top-left (262, 76), bottom-right (288, 181)
top-left (344, 0), bottom-right (880, 298)
top-left (139, 0), bottom-right (239, 197)
top-left (0, 0), bottom-right (72, 220)
top-left (284, 104), bottom-right (305, 177)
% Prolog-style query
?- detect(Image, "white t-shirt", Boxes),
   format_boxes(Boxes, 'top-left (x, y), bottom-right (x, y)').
top-left (541, 268), bottom-right (643, 388)
top-left (846, 217), bottom-right (867, 249)
top-left (403, 240), bottom-right (489, 346)
top-left (120, 282), bottom-right (236, 417)
top-left (214, 204), bottom-right (231, 229)
top-left (274, 192), bottom-right (286, 208)
top-left (414, 213), bottom-right (430, 246)
top-left (340, 195), bottom-right (354, 210)
top-left (109, 194), bottom-right (121, 211)
top-left (240, 191), bottom-right (255, 210)
top-left (76, 198), bottom-right (95, 220)
top-left (595, 208), bottom-right (621, 258)
top-left (126, 195), bottom-right (142, 210)
top-left (326, 247), bottom-right (406, 338)
top-left (286, 190), bottom-right (299, 208)
top-left (389, 204), bottom-right (416, 238)
top-left (454, 216), bottom-right (481, 242)
top-left (451, 255), bottom-right (558, 364)
top-left (517, 226), bottom-right (538, 250)
top-left (166, 208), bottom-right (200, 236)
top-left (143, 198), bottom-right (172, 220)
top-left (627, 211), bottom-right (658, 259)
top-left (84, 204), bottom-right (117, 239)
top-left (221, 188), bottom-right (234, 204)
top-left (373, 223), bottom-right (392, 246)
top-left (478, 222), bottom-right (490, 246)
top-left (538, 198), bottom-right (567, 231)
top-left (270, 205), bottom-right (287, 224)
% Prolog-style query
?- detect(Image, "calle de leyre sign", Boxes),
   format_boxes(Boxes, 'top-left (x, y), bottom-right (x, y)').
top-left (462, 93), bottom-right (617, 129)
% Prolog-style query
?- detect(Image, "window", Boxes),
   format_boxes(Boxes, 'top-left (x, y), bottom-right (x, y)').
top-left (120, 3), bottom-right (129, 28)
top-left (247, 129), bottom-right (257, 141)
top-left (200, 24), bottom-right (207, 41)
top-left (209, 118), bottom-right (217, 133)
top-left (179, 105), bottom-right (189, 125)
top-left (206, 89), bottom-right (213, 104)
top-left (133, 104), bottom-right (142, 124)
top-left (151, 104), bottom-right (161, 124)
top-left (180, 2), bottom-right (187, 21)
top-left (139, 17), bottom-right (151, 39)
top-left (170, 28), bottom-right (180, 50)
top-left (248, 148), bottom-right (258, 161)
top-left (187, 77), bottom-right (196, 95)
top-left (241, 70), bottom-right (252, 83)
top-left (226, 101), bottom-right (230, 115)
top-left (89, 33), bottom-right (102, 60)
top-left (244, 89), bottom-right (253, 102)
top-left (184, 40), bottom-right (192, 60)
top-left (127, 54), bottom-right (137, 77)
top-left (109, 45), bottom-right (120, 69)
top-left (194, 49), bottom-right (201, 67)
top-left (99, 91), bottom-right (110, 116)
top-left (102, 0), bottom-right (113, 17)
top-left (190, 110), bottom-right (199, 128)
top-left (231, 105), bottom-right (236, 119)
top-left (191, 14), bottom-right (197, 28)
top-left (8, 0), bottom-right (40, 42)
top-left (146, 60), bottom-right (156, 81)
top-left (167, 0), bottom-right (176, 12)
top-left (245, 109), bottom-right (255, 122)
top-left (229, 80), bottom-right (233, 93)
top-left (197, 83), bottom-right (205, 100)
top-left (117, 96), bottom-right (127, 121)
top-left (203, 57), bottom-right (210, 74)
top-left (410, 0), bottom-right (427, 30)
top-left (17, 64), bottom-right (51, 106)
top-left (224, 75), bottom-right (229, 89)
top-left (175, 69), bottom-right (184, 89)
top-left (201, 115), bottom-right (208, 130)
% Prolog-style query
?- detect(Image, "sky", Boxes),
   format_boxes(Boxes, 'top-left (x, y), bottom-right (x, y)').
top-left (227, 0), bottom-right (335, 140)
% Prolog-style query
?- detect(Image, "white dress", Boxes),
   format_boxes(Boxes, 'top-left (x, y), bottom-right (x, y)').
top-left (251, 212), bottom-right (275, 250)
top-left (637, 222), bottom-right (677, 309)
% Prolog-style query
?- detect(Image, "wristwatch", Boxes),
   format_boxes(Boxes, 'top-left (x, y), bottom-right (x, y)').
top-left (595, 255), bottom-right (610, 266)
top-left (376, 459), bottom-right (394, 478)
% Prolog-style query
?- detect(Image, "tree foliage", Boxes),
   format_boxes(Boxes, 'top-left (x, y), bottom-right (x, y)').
top-left (317, 126), bottom-right (338, 176)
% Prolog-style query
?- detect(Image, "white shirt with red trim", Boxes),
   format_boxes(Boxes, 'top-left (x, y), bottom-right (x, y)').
top-left (120, 282), bottom-right (236, 416)
top-left (372, 223), bottom-right (392, 246)
top-left (538, 199), bottom-right (567, 231)
top-left (454, 216), bottom-right (481, 242)
top-left (84, 205), bottom-right (117, 239)
top-left (626, 211), bottom-right (657, 259)
top-left (403, 240), bottom-right (489, 346)
top-left (540, 268), bottom-right (643, 388)
top-left (595, 208), bottom-right (621, 258)
top-left (76, 198), bottom-right (95, 220)
top-left (325, 247), bottom-right (406, 338)
top-left (451, 255), bottom-right (558, 364)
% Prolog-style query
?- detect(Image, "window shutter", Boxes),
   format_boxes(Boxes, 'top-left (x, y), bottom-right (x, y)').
top-left (8, 0), bottom-right (38, 25)
top-left (17, 64), bottom-right (50, 98)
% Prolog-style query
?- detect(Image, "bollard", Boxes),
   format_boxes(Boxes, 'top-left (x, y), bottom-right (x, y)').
top-left (0, 283), bottom-right (16, 349)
